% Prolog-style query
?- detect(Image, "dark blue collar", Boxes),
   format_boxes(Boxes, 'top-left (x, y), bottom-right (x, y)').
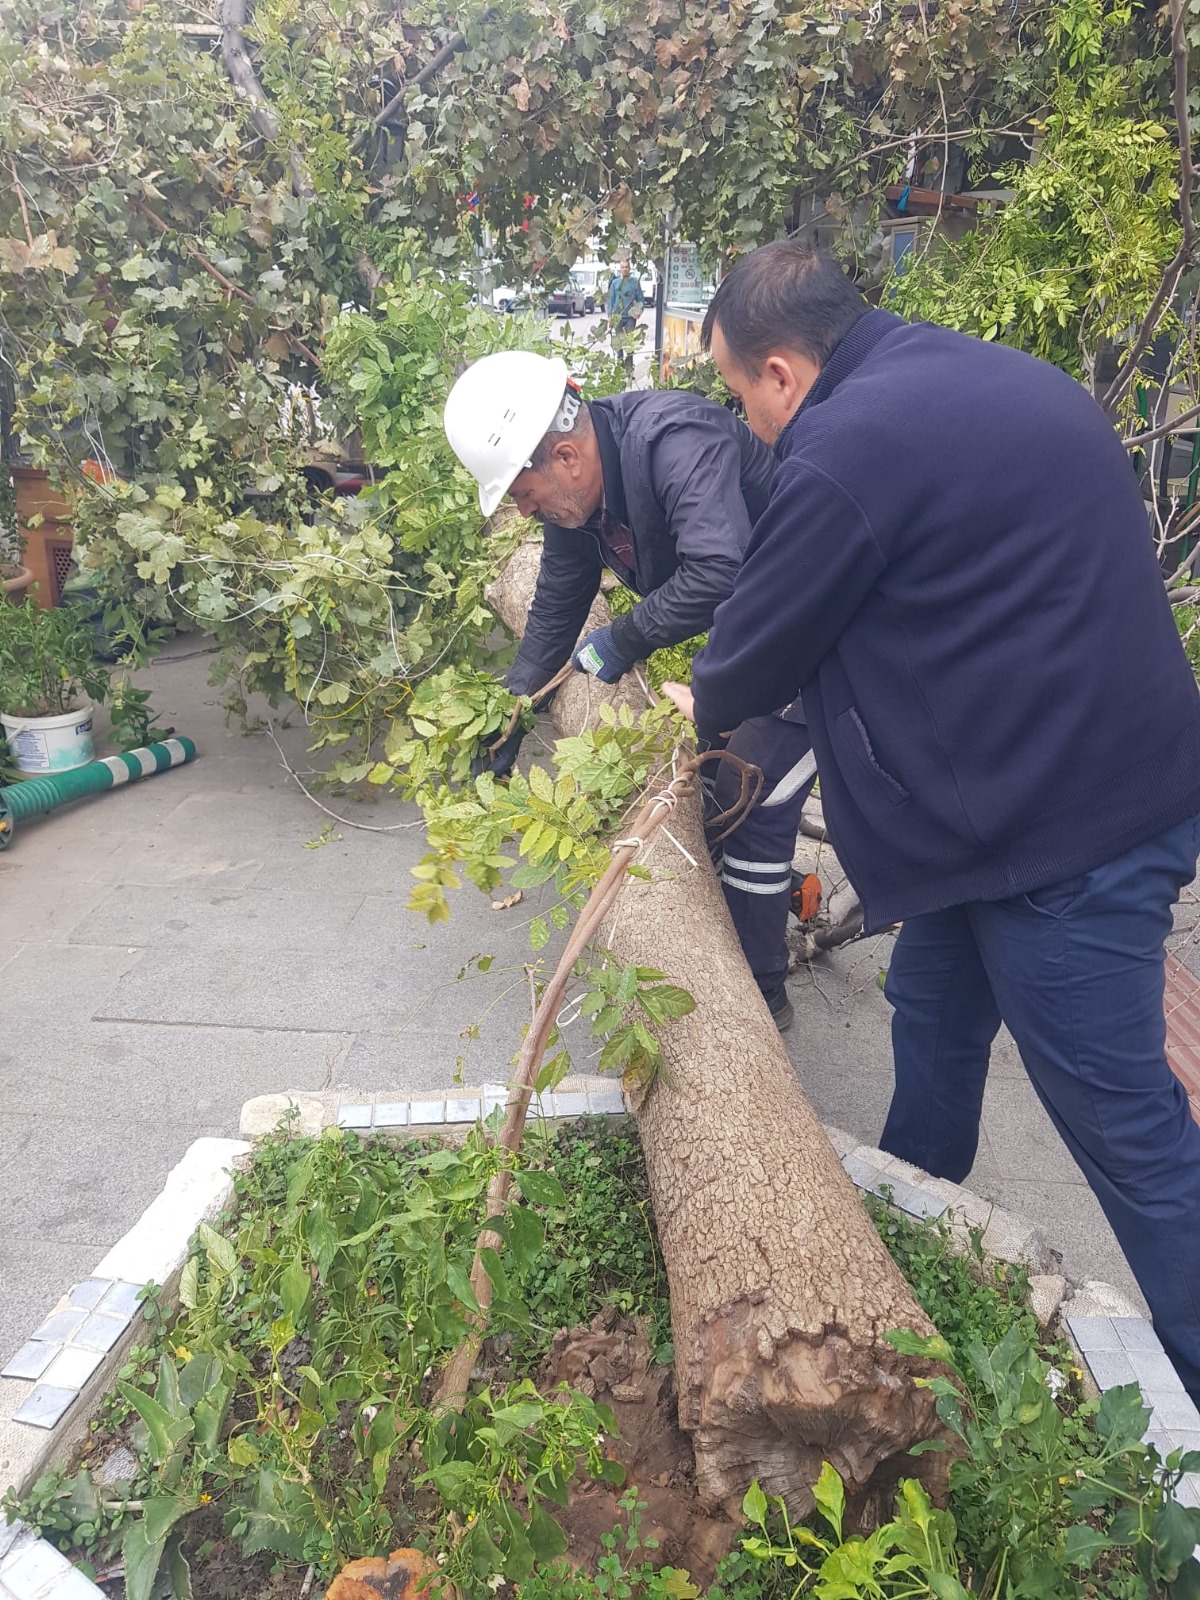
top-left (776, 309), bottom-right (905, 457)
top-left (590, 399), bottom-right (629, 528)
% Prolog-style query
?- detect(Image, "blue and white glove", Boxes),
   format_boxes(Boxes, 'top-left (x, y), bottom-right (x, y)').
top-left (572, 624), bottom-right (636, 685)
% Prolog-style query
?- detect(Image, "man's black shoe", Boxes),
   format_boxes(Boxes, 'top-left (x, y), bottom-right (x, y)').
top-left (765, 986), bottom-right (794, 1033)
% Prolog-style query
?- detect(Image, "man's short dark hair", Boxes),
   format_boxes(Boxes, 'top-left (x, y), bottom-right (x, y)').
top-left (702, 241), bottom-right (868, 374)
top-left (529, 395), bottom-right (593, 471)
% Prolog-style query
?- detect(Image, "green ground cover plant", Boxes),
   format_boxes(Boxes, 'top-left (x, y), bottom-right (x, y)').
top-left (8, 1124), bottom-right (1200, 1600)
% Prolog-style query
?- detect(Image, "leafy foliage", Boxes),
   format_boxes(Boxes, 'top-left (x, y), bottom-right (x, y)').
top-left (576, 953), bottom-right (696, 1098)
top-left (405, 696), bottom-right (682, 924)
top-left (863, 1192), bottom-right (1038, 1403)
top-left (902, 1324), bottom-right (1200, 1600)
top-left (519, 1119), bottom-right (673, 1370)
top-left (68, 277), bottom-right (555, 776)
top-left (11, 1125), bottom-right (1200, 1600)
top-left (518, 1488), bottom-right (701, 1600)
top-left (889, 0), bottom-right (1179, 384)
top-left (0, 598), bottom-right (108, 717)
top-left (609, 586), bottom-right (704, 690)
top-left (7, 1119), bottom-right (628, 1593)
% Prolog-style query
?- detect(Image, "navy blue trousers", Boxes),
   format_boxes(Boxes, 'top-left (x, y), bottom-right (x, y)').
top-left (883, 814), bottom-right (1200, 1404)
top-left (705, 715), bottom-right (814, 999)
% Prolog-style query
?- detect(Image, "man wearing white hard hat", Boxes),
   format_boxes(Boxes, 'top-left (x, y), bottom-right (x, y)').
top-left (443, 348), bottom-right (815, 1031)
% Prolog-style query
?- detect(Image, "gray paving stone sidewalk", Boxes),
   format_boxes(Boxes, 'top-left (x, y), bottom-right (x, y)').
top-left (0, 632), bottom-right (1142, 1362)
top-left (0, 635), bottom-right (551, 1359)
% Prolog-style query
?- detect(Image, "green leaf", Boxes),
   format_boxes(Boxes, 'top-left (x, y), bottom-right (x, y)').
top-left (122, 1521), bottom-right (166, 1600)
top-left (659, 1572), bottom-right (701, 1599)
top-left (1096, 1382), bottom-right (1152, 1453)
top-left (1063, 1523), bottom-right (1112, 1569)
top-left (143, 1494), bottom-right (194, 1545)
top-left (227, 1433), bottom-right (262, 1468)
top-left (167, 1535), bottom-right (194, 1600)
top-left (514, 1169), bottom-right (567, 1208)
top-left (239, 1470), bottom-right (308, 1560)
top-left (598, 1028), bottom-right (639, 1073)
top-left (480, 1246), bottom-right (510, 1301)
top-left (535, 1051), bottom-right (570, 1095)
top-left (197, 1221), bottom-right (237, 1278)
top-left (492, 1399), bottom-right (545, 1434)
top-left (177, 1351), bottom-right (223, 1409)
top-left (192, 1383), bottom-right (232, 1454)
top-left (637, 984), bottom-right (695, 1024)
top-left (885, 1328), bottom-right (957, 1369)
top-left (503, 1203), bottom-right (544, 1271)
top-left (279, 1254), bottom-right (311, 1320)
top-left (530, 915), bottom-right (550, 950)
top-left (813, 1462), bottom-right (845, 1540)
top-left (742, 1480), bottom-right (769, 1526)
top-left (928, 1575), bottom-right (972, 1600)
top-left (1154, 1499), bottom-right (1200, 1578)
top-left (445, 1261), bottom-right (480, 1314)
top-left (178, 1256), bottom-right (200, 1311)
top-left (527, 1501), bottom-right (569, 1562)
top-left (118, 1384), bottom-right (193, 1467)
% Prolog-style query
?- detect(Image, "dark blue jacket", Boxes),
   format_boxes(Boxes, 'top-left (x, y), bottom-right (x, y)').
top-left (508, 390), bottom-right (776, 696)
top-left (691, 310), bottom-right (1200, 931)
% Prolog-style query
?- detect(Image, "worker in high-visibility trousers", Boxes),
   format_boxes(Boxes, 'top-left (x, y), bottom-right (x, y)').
top-left (444, 350), bottom-right (816, 1029)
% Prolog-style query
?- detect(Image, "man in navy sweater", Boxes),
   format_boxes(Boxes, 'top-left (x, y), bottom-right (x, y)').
top-left (664, 240), bottom-right (1200, 1401)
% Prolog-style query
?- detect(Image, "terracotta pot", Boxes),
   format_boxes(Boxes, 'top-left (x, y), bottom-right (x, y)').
top-left (12, 466), bottom-right (73, 526)
top-left (11, 468), bottom-right (74, 609)
top-left (1, 565), bottom-right (33, 605)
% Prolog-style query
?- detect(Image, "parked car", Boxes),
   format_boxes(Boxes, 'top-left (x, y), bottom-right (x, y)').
top-left (492, 283), bottom-right (544, 315)
top-left (640, 266), bottom-right (659, 308)
top-left (548, 277), bottom-right (593, 317)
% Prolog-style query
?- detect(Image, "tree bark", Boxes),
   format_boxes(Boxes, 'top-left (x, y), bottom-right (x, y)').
top-left (487, 544), bottom-right (950, 1523)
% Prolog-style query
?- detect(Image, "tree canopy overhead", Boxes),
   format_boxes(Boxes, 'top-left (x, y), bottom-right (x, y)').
top-left (0, 0), bottom-right (1191, 770)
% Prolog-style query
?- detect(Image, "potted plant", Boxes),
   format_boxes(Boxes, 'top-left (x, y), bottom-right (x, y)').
top-left (0, 466), bottom-right (32, 604)
top-left (0, 600), bottom-right (108, 774)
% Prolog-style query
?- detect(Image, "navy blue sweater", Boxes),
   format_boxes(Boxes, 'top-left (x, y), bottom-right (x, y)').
top-left (691, 311), bottom-right (1200, 931)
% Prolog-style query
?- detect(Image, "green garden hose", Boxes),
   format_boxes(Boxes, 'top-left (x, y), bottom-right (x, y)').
top-left (0, 737), bottom-right (196, 849)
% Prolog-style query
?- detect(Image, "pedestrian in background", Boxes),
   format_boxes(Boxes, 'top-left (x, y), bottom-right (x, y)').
top-left (607, 256), bottom-right (644, 374)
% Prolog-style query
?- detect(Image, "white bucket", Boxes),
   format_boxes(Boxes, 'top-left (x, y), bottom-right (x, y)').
top-left (0, 701), bottom-right (95, 775)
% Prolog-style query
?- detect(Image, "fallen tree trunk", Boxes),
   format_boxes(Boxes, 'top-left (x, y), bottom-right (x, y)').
top-left (488, 543), bottom-right (949, 1522)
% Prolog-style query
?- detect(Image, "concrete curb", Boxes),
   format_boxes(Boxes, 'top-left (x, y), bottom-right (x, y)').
top-left (238, 1076), bottom-right (628, 1141)
top-left (5, 1086), bottom-right (1199, 1593)
top-left (821, 1125), bottom-right (1200, 1509)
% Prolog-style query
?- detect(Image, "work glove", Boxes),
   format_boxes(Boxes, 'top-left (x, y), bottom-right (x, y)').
top-left (471, 726), bottom-right (527, 781)
top-left (573, 624), bottom-right (636, 685)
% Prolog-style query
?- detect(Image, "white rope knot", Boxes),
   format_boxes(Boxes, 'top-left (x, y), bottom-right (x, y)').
top-left (611, 774), bottom-right (692, 855)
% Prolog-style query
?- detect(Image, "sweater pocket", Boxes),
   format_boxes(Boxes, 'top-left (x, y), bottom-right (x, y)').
top-left (834, 707), bottom-right (910, 807)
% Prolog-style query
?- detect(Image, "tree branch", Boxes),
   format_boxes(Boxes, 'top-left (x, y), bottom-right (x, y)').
top-left (349, 9), bottom-right (499, 157)
top-left (220, 0), bottom-right (314, 200)
top-left (8, 159), bottom-right (33, 248)
top-left (1101, 0), bottom-right (1194, 416)
top-left (1123, 398), bottom-right (1200, 448)
top-left (135, 200), bottom-right (321, 368)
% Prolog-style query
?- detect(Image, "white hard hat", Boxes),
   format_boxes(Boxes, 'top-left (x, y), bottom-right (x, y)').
top-left (443, 351), bottom-right (576, 516)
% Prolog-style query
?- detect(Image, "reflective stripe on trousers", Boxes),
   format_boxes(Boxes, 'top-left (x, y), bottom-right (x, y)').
top-left (704, 713), bottom-right (815, 997)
